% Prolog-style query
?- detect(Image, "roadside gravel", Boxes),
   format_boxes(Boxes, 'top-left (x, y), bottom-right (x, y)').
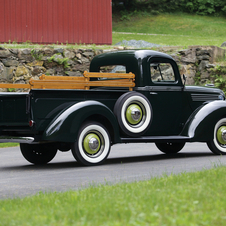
top-left (115, 39), bottom-right (162, 48)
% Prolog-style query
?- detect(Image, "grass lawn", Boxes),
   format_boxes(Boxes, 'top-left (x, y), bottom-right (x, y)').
top-left (112, 13), bottom-right (226, 47)
top-left (1, 166), bottom-right (226, 225)
top-left (0, 143), bottom-right (18, 148)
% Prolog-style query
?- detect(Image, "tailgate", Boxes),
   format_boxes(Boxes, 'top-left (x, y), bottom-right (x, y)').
top-left (0, 92), bottom-right (29, 126)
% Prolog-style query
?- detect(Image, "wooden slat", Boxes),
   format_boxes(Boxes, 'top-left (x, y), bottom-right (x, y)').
top-left (29, 79), bottom-right (135, 89)
top-left (0, 72), bottom-right (135, 91)
top-left (39, 74), bottom-right (87, 81)
top-left (83, 71), bottom-right (135, 79)
top-left (0, 84), bottom-right (30, 89)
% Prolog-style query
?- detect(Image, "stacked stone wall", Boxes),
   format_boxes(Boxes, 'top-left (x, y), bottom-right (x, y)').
top-left (0, 46), bottom-right (225, 91)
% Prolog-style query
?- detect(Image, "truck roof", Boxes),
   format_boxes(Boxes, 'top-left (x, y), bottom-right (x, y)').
top-left (90, 50), bottom-right (174, 70)
top-left (90, 50), bottom-right (175, 87)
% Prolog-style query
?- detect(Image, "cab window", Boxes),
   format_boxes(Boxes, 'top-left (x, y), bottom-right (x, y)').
top-left (100, 65), bottom-right (126, 73)
top-left (150, 62), bottom-right (175, 82)
top-left (97, 65), bottom-right (126, 80)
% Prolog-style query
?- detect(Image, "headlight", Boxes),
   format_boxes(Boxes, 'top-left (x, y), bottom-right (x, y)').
top-left (218, 95), bottom-right (225, 100)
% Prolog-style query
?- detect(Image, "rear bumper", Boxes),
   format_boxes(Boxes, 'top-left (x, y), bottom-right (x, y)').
top-left (0, 136), bottom-right (34, 144)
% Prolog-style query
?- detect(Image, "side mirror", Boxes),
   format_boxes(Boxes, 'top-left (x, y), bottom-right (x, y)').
top-left (183, 74), bottom-right (187, 90)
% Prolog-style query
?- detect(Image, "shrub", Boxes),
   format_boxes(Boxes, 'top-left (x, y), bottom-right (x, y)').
top-left (112, 0), bottom-right (226, 16)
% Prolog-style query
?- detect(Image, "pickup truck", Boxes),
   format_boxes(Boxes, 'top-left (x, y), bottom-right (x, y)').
top-left (1, 50), bottom-right (226, 166)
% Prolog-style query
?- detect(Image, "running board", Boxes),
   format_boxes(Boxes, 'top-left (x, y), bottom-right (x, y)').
top-left (121, 136), bottom-right (190, 143)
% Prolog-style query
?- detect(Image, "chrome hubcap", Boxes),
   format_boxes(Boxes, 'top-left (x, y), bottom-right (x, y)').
top-left (222, 130), bottom-right (226, 142)
top-left (89, 137), bottom-right (99, 151)
top-left (131, 108), bottom-right (141, 121)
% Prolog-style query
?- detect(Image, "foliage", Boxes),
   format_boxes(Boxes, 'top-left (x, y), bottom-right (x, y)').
top-left (214, 74), bottom-right (226, 94)
top-left (7, 88), bottom-right (16, 92)
top-left (31, 49), bottom-right (43, 61)
top-left (112, 0), bottom-right (226, 17)
top-left (47, 54), bottom-right (69, 69)
top-left (194, 71), bottom-right (201, 85)
top-left (211, 64), bottom-right (226, 94)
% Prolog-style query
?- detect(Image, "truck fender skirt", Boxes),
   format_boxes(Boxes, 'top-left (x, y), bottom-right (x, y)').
top-left (43, 101), bottom-right (120, 143)
top-left (180, 100), bottom-right (226, 141)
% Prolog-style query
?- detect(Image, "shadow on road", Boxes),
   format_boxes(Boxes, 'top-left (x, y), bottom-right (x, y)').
top-left (106, 152), bottom-right (215, 165)
top-left (0, 151), bottom-right (216, 171)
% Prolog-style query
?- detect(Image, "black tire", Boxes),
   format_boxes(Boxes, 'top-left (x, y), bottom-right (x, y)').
top-left (71, 122), bottom-right (111, 166)
top-left (20, 143), bottom-right (57, 164)
top-left (58, 143), bottom-right (71, 152)
top-left (207, 118), bottom-right (226, 155)
top-left (155, 142), bottom-right (185, 154)
top-left (114, 92), bottom-right (152, 137)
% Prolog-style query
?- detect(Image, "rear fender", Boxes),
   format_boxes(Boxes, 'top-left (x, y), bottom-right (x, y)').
top-left (181, 101), bottom-right (226, 141)
top-left (43, 101), bottom-right (120, 143)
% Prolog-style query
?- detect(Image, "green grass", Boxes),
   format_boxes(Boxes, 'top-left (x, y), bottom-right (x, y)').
top-left (112, 13), bottom-right (226, 46)
top-left (0, 143), bottom-right (18, 148)
top-left (1, 166), bottom-right (226, 225)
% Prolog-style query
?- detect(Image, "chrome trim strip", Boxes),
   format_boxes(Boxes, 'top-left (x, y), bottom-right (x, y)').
top-left (0, 92), bottom-right (29, 96)
top-left (184, 86), bottom-right (224, 95)
top-left (191, 94), bottom-right (219, 102)
top-left (134, 86), bottom-right (183, 92)
top-left (0, 136), bottom-right (34, 143)
top-left (121, 135), bottom-right (190, 143)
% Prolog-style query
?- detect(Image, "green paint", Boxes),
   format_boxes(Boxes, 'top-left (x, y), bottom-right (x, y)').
top-left (217, 126), bottom-right (226, 145)
top-left (126, 104), bottom-right (142, 125)
top-left (83, 133), bottom-right (100, 155)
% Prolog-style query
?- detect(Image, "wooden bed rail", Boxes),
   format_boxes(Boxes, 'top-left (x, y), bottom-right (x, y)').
top-left (0, 71), bottom-right (135, 91)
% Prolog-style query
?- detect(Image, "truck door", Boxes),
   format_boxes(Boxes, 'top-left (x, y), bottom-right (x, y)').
top-left (140, 58), bottom-right (192, 136)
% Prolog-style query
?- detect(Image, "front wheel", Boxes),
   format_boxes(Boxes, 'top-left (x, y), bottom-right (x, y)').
top-left (207, 118), bottom-right (226, 155)
top-left (155, 142), bottom-right (185, 154)
top-left (20, 143), bottom-right (57, 164)
top-left (71, 122), bottom-right (111, 166)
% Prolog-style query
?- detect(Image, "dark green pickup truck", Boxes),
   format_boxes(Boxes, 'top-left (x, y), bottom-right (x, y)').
top-left (1, 50), bottom-right (226, 166)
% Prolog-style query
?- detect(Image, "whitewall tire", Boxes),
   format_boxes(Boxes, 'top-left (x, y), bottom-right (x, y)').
top-left (207, 118), bottom-right (226, 155)
top-left (114, 92), bottom-right (152, 137)
top-left (71, 122), bottom-right (111, 166)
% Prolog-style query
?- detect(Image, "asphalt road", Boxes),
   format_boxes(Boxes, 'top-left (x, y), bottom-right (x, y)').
top-left (1, 142), bottom-right (226, 199)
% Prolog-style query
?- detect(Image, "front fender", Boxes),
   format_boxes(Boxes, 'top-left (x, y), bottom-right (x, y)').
top-left (43, 100), bottom-right (120, 143)
top-left (181, 100), bottom-right (226, 141)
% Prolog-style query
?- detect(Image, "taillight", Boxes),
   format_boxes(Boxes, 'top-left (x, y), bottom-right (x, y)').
top-left (29, 120), bottom-right (34, 127)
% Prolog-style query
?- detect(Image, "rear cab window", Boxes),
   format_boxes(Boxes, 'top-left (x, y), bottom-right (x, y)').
top-left (98, 65), bottom-right (127, 81)
top-left (100, 65), bottom-right (126, 74)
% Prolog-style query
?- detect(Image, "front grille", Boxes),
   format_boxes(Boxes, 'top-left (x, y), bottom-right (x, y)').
top-left (191, 94), bottom-right (220, 102)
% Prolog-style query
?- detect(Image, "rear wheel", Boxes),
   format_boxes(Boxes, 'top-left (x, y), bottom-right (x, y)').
top-left (207, 118), bottom-right (226, 155)
top-left (71, 122), bottom-right (111, 166)
top-left (20, 143), bottom-right (57, 164)
top-left (155, 142), bottom-right (185, 154)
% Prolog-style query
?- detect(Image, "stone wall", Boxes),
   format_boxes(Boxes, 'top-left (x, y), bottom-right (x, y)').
top-left (0, 46), bottom-right (225, 91)
top-left (171, 46), bottom-right (225, 85)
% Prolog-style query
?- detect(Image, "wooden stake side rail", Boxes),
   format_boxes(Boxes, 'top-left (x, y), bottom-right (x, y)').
top-left (0, 71), bottom-right (135, 91)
